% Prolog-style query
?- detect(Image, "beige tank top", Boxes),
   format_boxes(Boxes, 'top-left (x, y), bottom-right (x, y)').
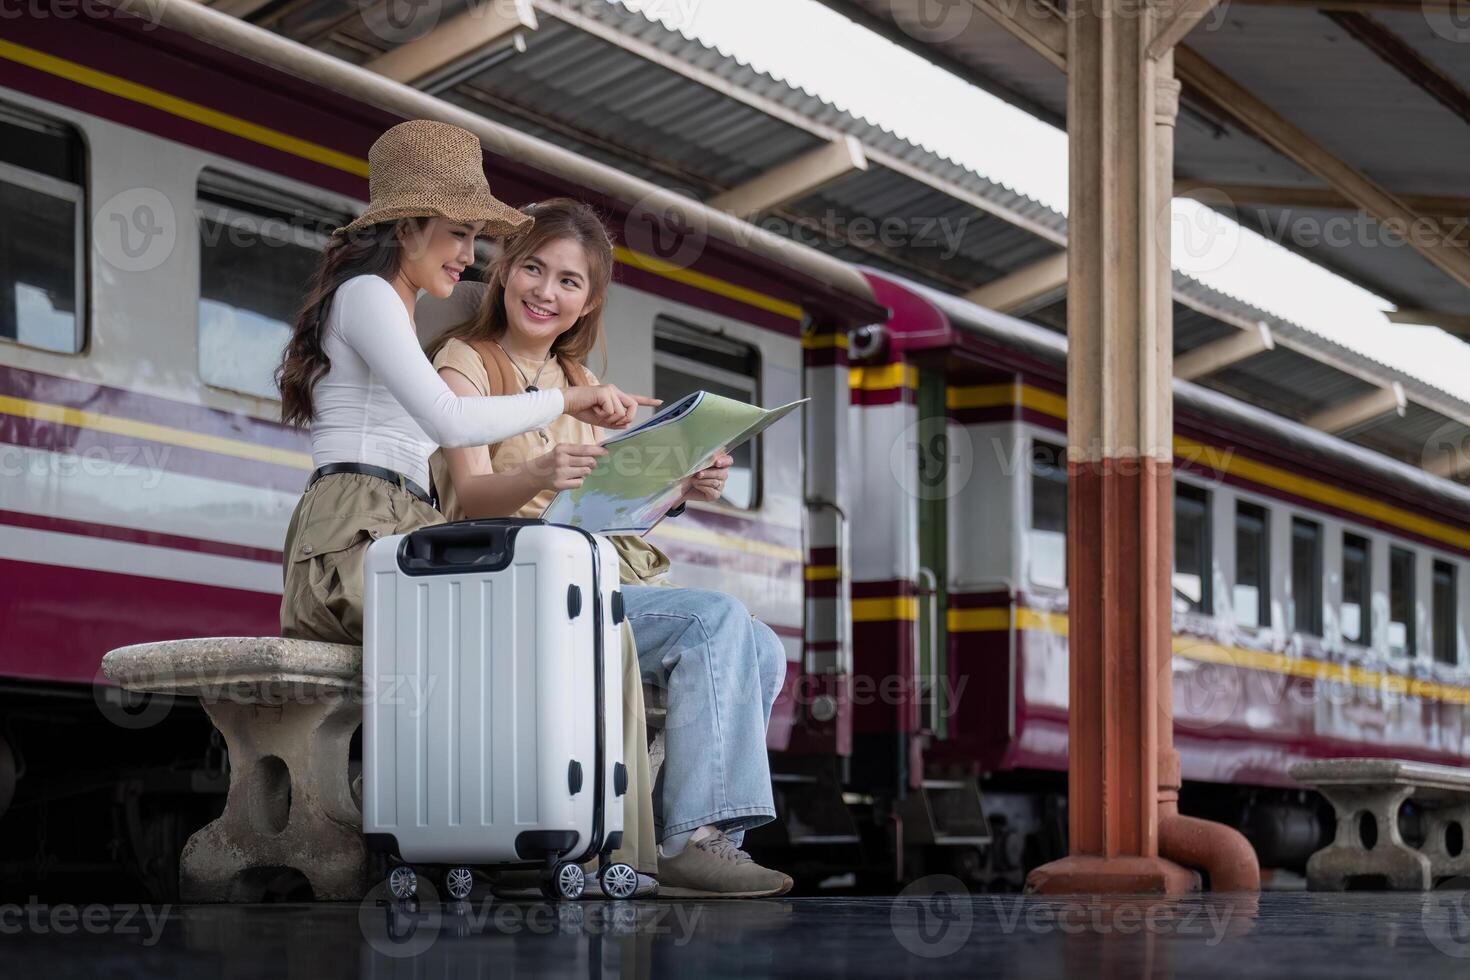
top-left (429, 337), bottom-right (673, 586)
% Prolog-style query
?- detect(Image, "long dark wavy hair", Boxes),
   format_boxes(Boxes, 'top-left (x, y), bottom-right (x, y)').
top-left (275, 218), bottom-right (428, 428)
top-left (426, 198), bottom-right (613, 372)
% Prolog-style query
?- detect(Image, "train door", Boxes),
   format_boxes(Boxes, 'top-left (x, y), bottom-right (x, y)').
top-left (895, 364), bottom-right (993, 881)
top-left (914, 367), bottom-right (950, 741)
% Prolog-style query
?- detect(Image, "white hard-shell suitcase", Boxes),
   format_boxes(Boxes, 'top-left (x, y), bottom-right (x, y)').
top-left (361, 518), bottom-right (634, 901)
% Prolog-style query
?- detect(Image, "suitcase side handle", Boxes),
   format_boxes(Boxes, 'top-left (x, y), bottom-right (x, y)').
top-left (396, 521), bottom-right (537, 575)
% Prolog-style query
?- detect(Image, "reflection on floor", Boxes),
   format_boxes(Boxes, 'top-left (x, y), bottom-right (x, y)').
top-left (8, 888), bottom-right (1470, 978)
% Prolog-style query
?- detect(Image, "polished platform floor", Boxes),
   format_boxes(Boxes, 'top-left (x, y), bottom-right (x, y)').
top-left (11, 889), bottom-right (1470, 978)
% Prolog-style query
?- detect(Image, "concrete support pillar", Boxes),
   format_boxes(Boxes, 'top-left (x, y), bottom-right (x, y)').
top-left (1150, 48), bottom-right (1260, 898)
top-left (1025, 0), bottom-right (1257, 894)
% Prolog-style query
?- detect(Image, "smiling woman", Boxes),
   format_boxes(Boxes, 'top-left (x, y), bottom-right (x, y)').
top-left (422, 198), bottom-right (793, 898)
top-left (272, 121), bottom-right (658, 644)
top-left (425, 198), bottom-right (625, 523)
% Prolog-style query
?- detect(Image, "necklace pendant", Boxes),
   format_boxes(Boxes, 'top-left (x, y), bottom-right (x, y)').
top-left (525, 385), bottom-right (539, 393)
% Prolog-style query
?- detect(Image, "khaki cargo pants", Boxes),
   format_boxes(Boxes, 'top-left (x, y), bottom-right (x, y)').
top-left (279, 471), bottom-right (656, 874)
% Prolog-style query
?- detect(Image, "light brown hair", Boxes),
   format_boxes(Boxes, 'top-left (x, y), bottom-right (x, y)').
top-left (428, 198), bottom-right (614, 373)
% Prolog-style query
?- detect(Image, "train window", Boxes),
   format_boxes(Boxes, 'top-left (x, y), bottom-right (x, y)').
top-left (1234, 502), bottom-right (1270, 630)
top-left (652, 317), bottom-right (760, 509)
top-left (0, 104), bottom-right (85, 353)
top-left (196, 170), bottom-right (345, 399)
top-left (1029, 440), bottom-right (1067, 589)
top-left (1342, 532), bottom-right (1371, 646)
top-left (1389, 546), bottom-right (1416, 658)
top-left (1290, 517), bottom-right (1323, 637)
top-left (1173, 483), bottom-right (1212, 615)
top-left (1433, 561), bottom-right (1458, 666)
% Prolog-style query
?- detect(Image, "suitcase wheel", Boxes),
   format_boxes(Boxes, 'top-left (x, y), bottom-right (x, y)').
top-left (599, 862), bottom-right (639, 900)
top-left (387, 865), bottom-right (418, 901)
top-left (542, 861), bottom-right (585, 901)
top-left (444, 867), bottom-right (475, 901)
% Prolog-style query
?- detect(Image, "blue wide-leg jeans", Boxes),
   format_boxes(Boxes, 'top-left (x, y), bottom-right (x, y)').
top-left (621, 585), bottom-right (786, 846)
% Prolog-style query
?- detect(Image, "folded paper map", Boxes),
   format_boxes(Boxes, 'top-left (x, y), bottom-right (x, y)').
top-left (541, 391), bottom-right (807, 534)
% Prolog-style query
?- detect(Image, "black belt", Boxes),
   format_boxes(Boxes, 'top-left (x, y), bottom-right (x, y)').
top-left (309, 463), bottom-right (434, 506)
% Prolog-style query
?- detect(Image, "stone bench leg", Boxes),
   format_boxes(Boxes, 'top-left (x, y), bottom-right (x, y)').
top-left (181, 693), bottom-right (365, 902)
top-left (1420, 805), bottom-right (1470, 885)
top-left (1306, 785), bottom-right (1431, 891)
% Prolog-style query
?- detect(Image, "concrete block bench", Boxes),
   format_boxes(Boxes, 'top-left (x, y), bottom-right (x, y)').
top-left (102, 637), bottom-right (366, 902)
top-left (1290, 758), bottom-right (1470, 891)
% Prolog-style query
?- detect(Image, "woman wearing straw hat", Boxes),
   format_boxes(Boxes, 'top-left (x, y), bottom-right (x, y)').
top-left (275, 119), bottom-right (659, 645)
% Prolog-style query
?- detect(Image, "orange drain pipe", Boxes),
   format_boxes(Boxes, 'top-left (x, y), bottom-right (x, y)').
top-left (1158, 792), bottom-right (1261, 892)
top-left (1156, 665), bottom-right (1261, 891)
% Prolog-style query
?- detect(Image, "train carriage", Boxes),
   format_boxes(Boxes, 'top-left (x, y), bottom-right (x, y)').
top-left (0, 1), bottom-right (878, 897)
top-left (2, 0), bottom-right (1469, 899)
top-left (848, 270), bottom-right (1470, 884)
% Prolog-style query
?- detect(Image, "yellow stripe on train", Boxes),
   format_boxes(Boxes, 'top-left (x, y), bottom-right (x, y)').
top-left (849, 363), bottom-right (919, 392)
top-left (0, 40), bottom-right (802, 326)
top-left (852, 595), bottom-right (919, 622)
top-left (864, 377), bottom-right (1470, 555)
top-left (943, 603), bottom-right (1470, 705)
top-left (0, 38), bottom-right (370, 177)
top-left (0, 393), bottom-right (806, 561)
top-left (0, 394), bottom-right (314, 470)
top-left (650, 523), bottom-right (803, 563)
top-left (802, 332), bottom-right (850, 351)
top-left (996, 383), bottom-right (1470, 552)
top-left (612, 247), bottom-right (803, 322)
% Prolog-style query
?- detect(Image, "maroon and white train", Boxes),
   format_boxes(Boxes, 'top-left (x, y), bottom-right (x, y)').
top-left (1, 2), bottom-right (1466, 897)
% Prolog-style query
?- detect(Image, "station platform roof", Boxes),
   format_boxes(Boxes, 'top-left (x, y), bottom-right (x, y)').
top-left (201, 0), bottom-right (1470, 485)
top-left (820, 0), bottom-right (1470, 323)
top-left (816, 0), bottom-right (1470, 475)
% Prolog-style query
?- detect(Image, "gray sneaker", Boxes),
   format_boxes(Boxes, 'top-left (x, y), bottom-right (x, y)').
top-left (656, 831), bottom-right (793, 898)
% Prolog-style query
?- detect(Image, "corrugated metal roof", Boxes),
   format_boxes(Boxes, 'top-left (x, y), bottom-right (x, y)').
top-left (787, 168), bottom-right (1059, 288)
top-left (218, 0), bottom-right (1470, 484)
top-left (815, 0), bottom-right (1470, 323)
top-left (521, 2), bottom-right (1470, 448)
top-left (1212, 347), bottom-right (1378, 421)
top-left (1347, 403), bottom-right (1470, 473)
top-left (541, 0), bottom-right (1071, 242)
top-left (472, 25), bottom-right (818, 186)
top-left (1188, 7), bottom-right (1470, 198)
top-left (1184, 7), bottom-right (1470, 318)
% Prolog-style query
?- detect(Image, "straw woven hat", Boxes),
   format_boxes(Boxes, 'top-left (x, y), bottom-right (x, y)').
top-left (335, 119), bottom-right (533, 238)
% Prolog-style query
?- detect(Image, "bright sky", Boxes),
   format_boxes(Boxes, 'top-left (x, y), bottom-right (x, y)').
top-left (614, 0), bottom-right (1470, 397)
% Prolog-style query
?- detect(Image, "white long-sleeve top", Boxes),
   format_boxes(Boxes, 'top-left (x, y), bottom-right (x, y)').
top-left (309, 274), bottom-right (566, 490)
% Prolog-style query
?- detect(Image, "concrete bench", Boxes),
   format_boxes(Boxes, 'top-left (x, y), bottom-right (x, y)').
top-left (102, 637), bottom-right (366, 902)
top-left (1290, 758), bottom-right (1470, 891)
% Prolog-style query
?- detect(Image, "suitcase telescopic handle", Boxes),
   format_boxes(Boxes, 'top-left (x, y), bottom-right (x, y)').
top-left (397, 519), bottom-right (544, 575)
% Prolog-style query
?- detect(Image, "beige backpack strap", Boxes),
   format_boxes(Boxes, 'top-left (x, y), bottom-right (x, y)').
top-left (557, 353), bottom-right (593, 389)
top-left (466, 339), bottom-right (523, 457)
